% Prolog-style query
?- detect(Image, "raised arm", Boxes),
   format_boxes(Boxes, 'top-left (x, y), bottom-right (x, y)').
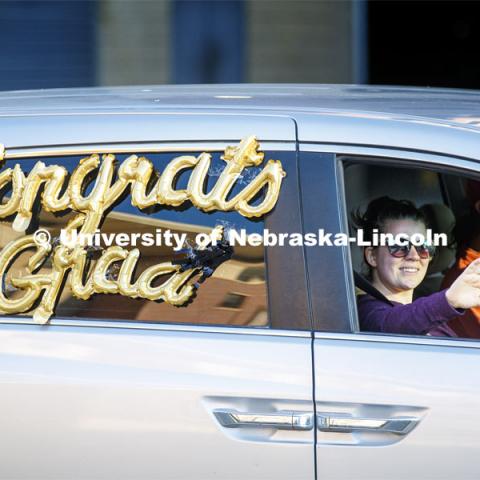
top-left (446, 258), bottom-right (480, 309)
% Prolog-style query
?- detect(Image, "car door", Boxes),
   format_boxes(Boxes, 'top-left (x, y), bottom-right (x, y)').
top-left (299, 145), bottom-right (480, 480)
top-left (0, 112), bottom-right (316, 479)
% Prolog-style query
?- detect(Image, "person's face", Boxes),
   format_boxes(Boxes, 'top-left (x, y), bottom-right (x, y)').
top-left (365, 219), bottom-right (431, 294)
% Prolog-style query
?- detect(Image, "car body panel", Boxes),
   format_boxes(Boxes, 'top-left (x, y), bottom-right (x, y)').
top-left (3, 84), bottom-right (480, 158)
top-left (313, 333), bottom-right (480, 480)
top-left (0, 113), bottom-right (296, 148)
top-left (1, 84), bottom-right (480, 479)
top-left (0, 109), bottom-right (317, 479)
top-left (295, 112), bottom-right (480, 162)
top-left (2, 85), bottom-right (480, 127)
top-left (299, 144), bottom-right (480, 480)
top-left (0, 323), bottom-right (314, 479)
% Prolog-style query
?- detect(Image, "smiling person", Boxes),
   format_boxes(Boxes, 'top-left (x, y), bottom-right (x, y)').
top-left (353, 197), bottom-right (480, 337)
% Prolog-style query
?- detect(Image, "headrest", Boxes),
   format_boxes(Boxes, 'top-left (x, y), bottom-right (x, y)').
top-left (420, 203), bottom-right (455, 274)
top-left (466, 179), bottom-right (480, 205)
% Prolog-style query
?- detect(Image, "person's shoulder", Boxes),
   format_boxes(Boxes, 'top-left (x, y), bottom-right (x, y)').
top-left (356, 292), bottom-right (391, 309)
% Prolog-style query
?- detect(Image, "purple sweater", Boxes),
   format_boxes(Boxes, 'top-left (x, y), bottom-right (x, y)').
top-left (357, 290), bottom-right (460, 337)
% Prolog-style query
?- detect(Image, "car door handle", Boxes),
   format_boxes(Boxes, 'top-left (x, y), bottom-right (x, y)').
top-left (213, 409), bottom-right (314, 430)
top-left (317, 413), bottom-right (418, 435)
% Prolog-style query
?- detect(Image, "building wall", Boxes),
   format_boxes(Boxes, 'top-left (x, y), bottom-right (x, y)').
top-left (97, 0), bottom-right (355, 86)
top-left (248, 0), bottom-right (353, 83)
top-left (0, 0), bottom-right (356, 91)
top-left (0, 0), bottom-right (96, 91)
top-left (97, 0), bottom-right (170, 86)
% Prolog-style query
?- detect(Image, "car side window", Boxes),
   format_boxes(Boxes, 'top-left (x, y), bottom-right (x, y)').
top-left (0, 144), bottom-right (305, 329)
top-left (344, 163), bottom-right (445, 294)
top-left (341, 156), bottom-right (480, 342)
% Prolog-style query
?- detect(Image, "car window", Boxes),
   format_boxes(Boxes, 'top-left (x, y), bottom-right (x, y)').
top-left (341, 156), bottom-right (480, 342)
top-left (343, 163), bottom-right (445, 283)
top-left (0, 144), bottom-right (301, 328)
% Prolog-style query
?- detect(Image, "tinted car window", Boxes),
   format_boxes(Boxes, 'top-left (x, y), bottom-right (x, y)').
top-left (0, 147), bottom-right (294, 327)
top-left (342, 157), bottom-right (480, 341)
top-left (343, 162), bottom-right (445, 275)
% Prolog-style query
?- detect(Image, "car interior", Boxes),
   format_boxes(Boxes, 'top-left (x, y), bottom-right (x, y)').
top-left (342, 158), bottom-right (477, 308)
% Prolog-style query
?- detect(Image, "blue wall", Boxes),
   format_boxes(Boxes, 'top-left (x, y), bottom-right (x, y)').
top-left (0, 0), bottom-right (97, 91)
top-left (172, 0), bottom-right (245, 84)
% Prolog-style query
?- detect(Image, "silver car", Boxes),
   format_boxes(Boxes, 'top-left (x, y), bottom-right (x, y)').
top-left (0, 84), bottom-right (479, 480)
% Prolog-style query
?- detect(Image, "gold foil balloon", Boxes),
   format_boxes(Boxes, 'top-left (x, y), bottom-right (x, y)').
top-left (12, 161), bottom-right (47, 232)
top-left (185, 135), bottom-right (285, 217)
top-left (117, 248), bottom-right (141, 297)
top-left (0, 235), bottom-right (51, 314)
top-left (68, 247), bottom-right (94, 300)
top-left (92, 247), bottom-right (128, 294)
top-left (12, 162), bottom-right (71, 232)
top-left (157, 155), bottom-right (199, 206)
top-left (130, 157), bottom-right (158, 209)
top-left (187, 136), bottom-right (265, 212)
top-left (41, 165), bottom-right (71, 213)
top-left (3, 136), bottom-right (285, 231)
top-left (109, 154), bottom-right (157, 210)
top-left (186, 152), bottom-right (213, 209)
top-left (0, 137), bottom-right (286, 323)
top-left (231, 159), bottom-right (286, 217)
top-left (0, 165), bottom-right (25, 218)
top-left (69, 153), bottom-right (116, 233)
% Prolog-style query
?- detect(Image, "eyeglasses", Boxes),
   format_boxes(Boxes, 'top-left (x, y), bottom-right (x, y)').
top-left (386, 241), bottom-right (436, 259)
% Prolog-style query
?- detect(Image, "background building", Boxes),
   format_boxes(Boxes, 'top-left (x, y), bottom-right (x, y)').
top-left (0, 0), bottom-right (478, 91)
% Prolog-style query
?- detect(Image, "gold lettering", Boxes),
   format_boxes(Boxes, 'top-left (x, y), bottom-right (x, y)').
top-left (13, 162), bottom-right (69, 232)
top-left (157, 155), bottom-right (198, 206)
top-left (0, 137), bottom-right (286, 323)
top-left (0, 236), bottom-right (51, 314)
top-left (0, 165), bottom-right (25, 218)
top-left (3, 136), bottom-right (285, 230)
top-left (69, 154), bottom-right (116, 234)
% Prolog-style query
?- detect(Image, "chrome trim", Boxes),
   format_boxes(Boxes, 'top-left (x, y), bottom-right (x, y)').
top-left (314, 331), bottom-right (480, 349)
top-left (5, 141), bottom-right (295, 159)
top-left (334, 156), bottom-right (358, 333)
top-left (0, 316), bottom-right (311, 338)
top-left (299, 143), bottom-right (480, 169)
top-left (214, 409), bottom-right (314, 431)
top-left (317, 413), bottom-right (418, 435)
top-left (0, 111), bottom-right (296, 119)
top-left (292, 412), bottom-right (315, 430)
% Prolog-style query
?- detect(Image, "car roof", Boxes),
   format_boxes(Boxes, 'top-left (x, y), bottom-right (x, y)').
top-left (1, 84), bottom-right (480, 129)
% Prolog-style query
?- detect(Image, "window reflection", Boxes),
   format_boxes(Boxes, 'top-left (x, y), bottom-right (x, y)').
top-left (0, 152), bottom-right (269, 327)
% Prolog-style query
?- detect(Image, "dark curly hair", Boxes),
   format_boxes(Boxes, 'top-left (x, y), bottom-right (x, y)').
top-left (351, 196), bottom-right (429, 278)
top-left (352, 196), bottom-right (429, 241)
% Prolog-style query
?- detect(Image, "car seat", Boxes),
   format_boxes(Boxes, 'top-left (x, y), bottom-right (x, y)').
top-left (415, 203), bottom-right (456, 298)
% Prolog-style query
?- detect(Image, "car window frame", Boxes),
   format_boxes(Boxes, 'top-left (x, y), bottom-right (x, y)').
top-left (300, 142), bottom-right (480, 346)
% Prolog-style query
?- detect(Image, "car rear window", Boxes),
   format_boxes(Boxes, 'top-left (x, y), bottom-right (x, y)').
top-left (0, 144), bottom-right (288, 328)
